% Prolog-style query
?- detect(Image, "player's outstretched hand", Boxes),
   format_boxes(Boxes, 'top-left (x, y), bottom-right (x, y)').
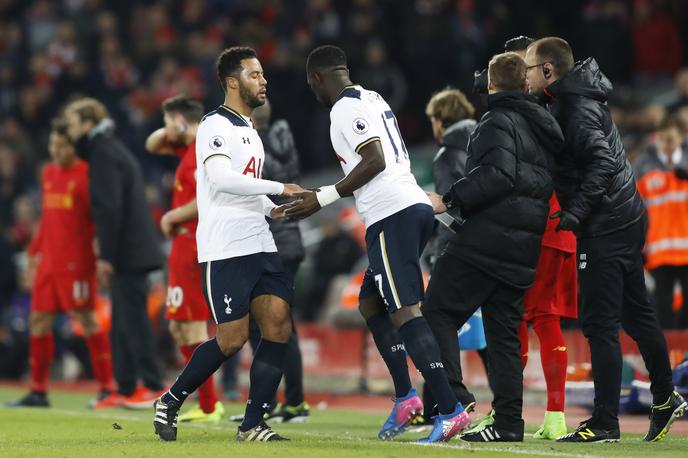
top-left (270, 203), bottom-right (293, 220)
top-left (282, 183), bottom-right (306, 197)
top-left (285, 190), bottom-right (321, 219)
top-left (426, 191), bottom-right (448, 214)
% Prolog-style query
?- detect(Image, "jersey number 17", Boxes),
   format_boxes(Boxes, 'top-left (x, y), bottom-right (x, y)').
top-left (381, 110), bottom-right (408, 163)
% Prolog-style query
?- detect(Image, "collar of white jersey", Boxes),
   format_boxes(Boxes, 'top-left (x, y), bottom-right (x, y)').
top-left (335, 84), bottom-right (362, 103)
top-left (218, 105), bottom-right (253, 128)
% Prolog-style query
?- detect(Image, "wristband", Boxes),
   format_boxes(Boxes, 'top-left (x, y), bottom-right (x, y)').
top-left (316, 185), bottom-right (341, 207)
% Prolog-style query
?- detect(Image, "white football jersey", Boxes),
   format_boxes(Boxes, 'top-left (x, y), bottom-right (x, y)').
top-left (195, 105), bottom-right (277, 262)
top-left (329, 85), bottom-right (430, 227)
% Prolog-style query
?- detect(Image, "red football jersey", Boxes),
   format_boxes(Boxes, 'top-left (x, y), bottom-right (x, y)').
top-left (29, 161), bottom-right (96, 275)
top-left (541, 193), bottom-right (576, 253)
top-left (172, 143), bottom-right (198, 235)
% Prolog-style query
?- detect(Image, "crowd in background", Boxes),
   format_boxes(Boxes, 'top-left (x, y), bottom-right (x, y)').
top-left (2, 0), bottom-right (688, 378)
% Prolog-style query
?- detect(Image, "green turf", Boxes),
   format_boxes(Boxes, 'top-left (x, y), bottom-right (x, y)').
top-left (0, 387), bottom-right (685, 457)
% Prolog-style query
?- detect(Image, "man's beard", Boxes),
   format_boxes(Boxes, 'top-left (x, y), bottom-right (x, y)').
top-left (240, 84), bottom-right (264, 109)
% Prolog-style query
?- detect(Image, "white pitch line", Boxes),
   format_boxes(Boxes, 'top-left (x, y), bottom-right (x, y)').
top-left (409, 441), bottom-right (607, 458)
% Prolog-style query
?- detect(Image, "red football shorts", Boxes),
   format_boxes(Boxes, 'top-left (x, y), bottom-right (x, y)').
top-left (32, 268), bottom-right (96, 313)
top-left (165, 234), bottom-right (210, 321)
top-left (522, 246), bottom-right (578, 321)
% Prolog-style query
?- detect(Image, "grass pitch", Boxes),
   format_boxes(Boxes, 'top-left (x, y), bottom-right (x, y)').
top-left (0, 387), bottom-right (686, 457)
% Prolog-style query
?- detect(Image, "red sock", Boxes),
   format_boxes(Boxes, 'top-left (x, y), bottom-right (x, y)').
top-left (181, 344), bottom-right (218, 414)
top-left (533, 314), bottom-right (567, 411)
top-left (85, 331), bottom-right (115, 392)
top-left (30, 335), bottom-right (55, 393)
top-left (517, 320), bottom-right (529, 368)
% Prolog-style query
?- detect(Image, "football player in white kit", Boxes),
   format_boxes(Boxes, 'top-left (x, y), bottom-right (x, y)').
top-left (153, 47), bottom-right (304, 443)
top-left (286, 45), bottom-right (470, 443)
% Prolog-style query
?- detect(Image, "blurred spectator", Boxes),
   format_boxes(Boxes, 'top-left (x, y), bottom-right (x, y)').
top-left (0, 144), bottom-right (35, 235)
top-left (668, 68), bottom-right (688, 114)
top-left (302, 215), bottom-right (364, 321)
top-left (9, 195), bottom-right (37, 250)
top-left (0, 227), bottom-right (17, 316)
top-left (632, 0), bottom-right (683, 77)
top-left (356, 40), bottom-right (408, 112)
top-left (577, 0), bottom-right (632, 84)
top-left (0, 251), bottom-right (28, 379)
top-left (634, 115), bottom-right (688, 329)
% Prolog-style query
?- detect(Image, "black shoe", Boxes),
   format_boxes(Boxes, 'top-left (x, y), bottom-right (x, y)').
top-left (236, 422), bottom-right (289, 441)
top-left (644, 391), bottom-right (688, 442)
top-left (460, 424), bottom-right (523, 442)
top-left (5, 391), bottom-right (50, 408)
top-left (267, 402), bottom-right (310, 423)
top-left (556, 419), bottom-right (620, 443)
top-left (153, 397), bottom-right (180, 441)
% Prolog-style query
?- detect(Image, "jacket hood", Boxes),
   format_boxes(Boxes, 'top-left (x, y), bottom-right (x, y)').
top-left (488, 91), bottom-right (564, 153)
top-left (442, 119), bottom-right (476, 149)
top-left (546, 57), bottom-right (613, 102)
top-left (87, 118), bottom-right (115, 138)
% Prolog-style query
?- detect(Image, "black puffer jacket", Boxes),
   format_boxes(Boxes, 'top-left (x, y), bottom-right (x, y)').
top-left (260, 119), bottom-right (305, 263)
top-left (76, 120), bottom-right (163, 273)
top-left (545, 58), bottom-right (645, 237)
top-left (444, 92), bottom-right (563, 289)
top-left (432, 119), bottom-right (476, 257)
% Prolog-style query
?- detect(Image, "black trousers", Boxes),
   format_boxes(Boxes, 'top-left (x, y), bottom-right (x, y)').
top-left (111, 273), bottom-right (163, 395)
top-left (649, 265), bottom-right (688, 329)
top-left (423, 254), bottom-right (524, 435)
top-left (577, 215), bottom-right (674, 428)
top-left (247, 259), bottom-right (304, 407)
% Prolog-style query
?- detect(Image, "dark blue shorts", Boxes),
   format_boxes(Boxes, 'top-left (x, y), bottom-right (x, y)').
top-left (359, 203), bottom-right (435, 312)
top-left (200, 252), bottom-right (294, 324)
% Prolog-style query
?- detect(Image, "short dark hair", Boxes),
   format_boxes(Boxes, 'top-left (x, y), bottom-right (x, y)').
top-left (530, 37), bottom-right (574, 76)
top-left (488, 52), bottom-right (527, 92)
top-left (162, 95), bottom-right (204, 124)
top-left (50, 117), bottom-right (71, 141)
top-left (504, 35), bottom-right (534, 53)
top-left (306, 45), bottom-right (347, 75)
top-left (657, 114), bottom-right (685, 133)
top-left (216, 47), bottom-right (257, 93)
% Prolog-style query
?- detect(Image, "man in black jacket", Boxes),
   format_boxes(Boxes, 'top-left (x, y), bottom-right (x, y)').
top-left (424, 52), bottom-right (564, 442)
top-left (65, 98), bottom-right (165, 408)
top-left (525, 37), bottom-right (685, 443)
top-left (423, 87), bottom-right (486, 417)
top-left (425, 87), bottom-right (477, 259)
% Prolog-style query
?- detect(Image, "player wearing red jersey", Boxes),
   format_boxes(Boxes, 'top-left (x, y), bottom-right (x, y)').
top-left (518, 193), bottom-right (577, 439)
top-left (6, 119), bottom-right (115, 408)
top-left (145, 95), bottom-right (223, 423)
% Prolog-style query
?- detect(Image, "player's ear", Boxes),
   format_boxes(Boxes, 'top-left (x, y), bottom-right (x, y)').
top-left (227, 76), bottom-right (239, 90)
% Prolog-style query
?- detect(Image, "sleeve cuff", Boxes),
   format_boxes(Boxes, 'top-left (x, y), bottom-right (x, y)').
top-left (354, 137), bottom-right (381, 154)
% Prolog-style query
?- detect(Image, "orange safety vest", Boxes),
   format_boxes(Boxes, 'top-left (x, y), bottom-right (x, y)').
top-left (637, 169), bottom-right (688, 270)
